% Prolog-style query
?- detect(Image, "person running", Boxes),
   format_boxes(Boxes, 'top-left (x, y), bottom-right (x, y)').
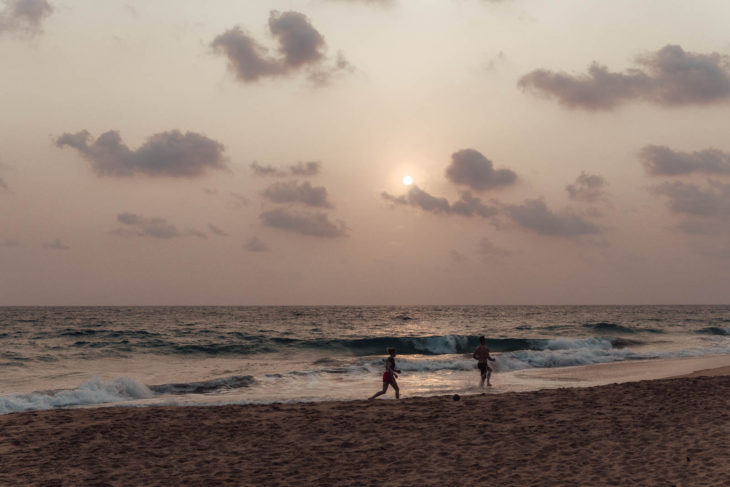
top-left (369, 347), bottom-right (401, 399)
top-left (473, 335), bottom-right (496, 388)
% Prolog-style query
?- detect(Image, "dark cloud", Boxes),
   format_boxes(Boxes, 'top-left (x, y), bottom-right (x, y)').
top-left (504, 199), bottom-right (600, 236)
top-left (641, 45), bottom-right (730, 105)
top-left (445, 149), bottom-right (517, 191)
top-left (211, 10), bottom-right (349, 84)
top-left (268, 10), bottom-right (324, 68)
top-left (382, 186), bottom-right (448, 213)
top-left (450, 191), bottom-right (499, 217)
top-left (566, 172), bottom-right (607, 202)
top-left (251, 161), bottom-right (280, 176)
top-left (653, 181), bottom-right (730, 218)
top-left (251, 160), bottom-right (321, 177)
top-left (0, 0), bottom-right (53, 36)
top-left (208, 224), bottom-right (227, 236)
top-left (262, 181), bottom-right (333, 208)
top-left (56, 130), bottom-right (227, 178)
top-left (259, 208), bottom-right (348, 237)
top-left (382, 185), bottom-right (498, 218)
top-left (210, 26), bottom-right (279, 82)
top-left (640, 145), bottom-right (730, 176)
top-left (114, 213), bottom-right (206, 239)
top-left (244, 236), bottom-right (269, 252)
top-left (518, 45), bottom-right (730, 110)
top-left (652, 180), bottom-right (730, 236)
top-left (43, 238), bottom-right (69, 250)
top-left (290, 161), bottom-right (321, 176)
top-left (518, 63), bottom-right (648, 110)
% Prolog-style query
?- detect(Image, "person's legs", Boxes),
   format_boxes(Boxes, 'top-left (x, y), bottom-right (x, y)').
top-left (369, 382), bottom-right (389, 400)
top-left (478, 363), bottom-right (486, 388)
top-left (486, 366), bottom-right (492, 387)
top-left (391, 379), bottom-right (399, 399)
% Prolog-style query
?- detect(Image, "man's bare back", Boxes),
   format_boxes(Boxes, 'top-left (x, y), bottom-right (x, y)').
top-left (473, 344), bottom-right (491, 363)
top-left (473, 336), bottom-right (496, 387)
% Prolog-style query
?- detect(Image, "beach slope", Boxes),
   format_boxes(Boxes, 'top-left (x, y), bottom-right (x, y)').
top-left (1, 375), bottom-right (729, 486)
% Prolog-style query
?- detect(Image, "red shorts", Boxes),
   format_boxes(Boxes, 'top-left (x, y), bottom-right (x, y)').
top-left (383, 372), bottom-right (393, 383)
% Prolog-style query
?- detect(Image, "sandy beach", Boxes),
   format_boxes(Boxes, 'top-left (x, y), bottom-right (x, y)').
top-left (1, 371), bottom-right (729, 486)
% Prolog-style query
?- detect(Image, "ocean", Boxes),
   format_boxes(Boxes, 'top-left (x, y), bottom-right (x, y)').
top-left (1, 305), bottom-right (729, 414)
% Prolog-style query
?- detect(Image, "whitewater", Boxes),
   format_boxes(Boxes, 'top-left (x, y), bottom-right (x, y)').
top-left (1, 305), bottom-right (729, 414)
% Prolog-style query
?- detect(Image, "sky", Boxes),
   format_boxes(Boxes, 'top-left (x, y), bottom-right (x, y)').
top-left (3, 0), bottom-right (730, 305)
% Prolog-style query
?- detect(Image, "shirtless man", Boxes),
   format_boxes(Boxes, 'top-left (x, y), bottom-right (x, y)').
top-left (473, 336), bottom-right (496, 388)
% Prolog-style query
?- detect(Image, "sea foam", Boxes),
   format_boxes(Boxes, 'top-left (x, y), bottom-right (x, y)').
top-left (0, 377), bottom-right (153, 414)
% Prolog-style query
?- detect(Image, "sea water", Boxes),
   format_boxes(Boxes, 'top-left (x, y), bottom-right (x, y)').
top-left (1, 305), bottom-right (729, 413)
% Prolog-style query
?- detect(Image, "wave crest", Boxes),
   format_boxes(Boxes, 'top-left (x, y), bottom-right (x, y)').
top-left (0, 377), bottom-right (153, 414)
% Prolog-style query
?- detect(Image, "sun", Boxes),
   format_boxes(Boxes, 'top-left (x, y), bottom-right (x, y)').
top-left (402, 175), bottom-right (413, 186)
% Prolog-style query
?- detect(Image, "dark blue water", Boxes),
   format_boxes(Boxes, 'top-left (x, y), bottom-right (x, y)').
top-left (1, 306), bottom-right (729, 413)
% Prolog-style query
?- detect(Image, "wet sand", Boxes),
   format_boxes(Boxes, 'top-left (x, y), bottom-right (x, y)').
top-left (1, 371), bottom-right (729, 486)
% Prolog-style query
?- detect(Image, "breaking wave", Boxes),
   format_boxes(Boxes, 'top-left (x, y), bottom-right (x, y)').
top-left (0, 374), bottom-right (256, 414)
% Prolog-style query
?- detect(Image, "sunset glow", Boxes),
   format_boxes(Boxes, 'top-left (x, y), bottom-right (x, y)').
top-left (2, 1), bottom-right (730, 305)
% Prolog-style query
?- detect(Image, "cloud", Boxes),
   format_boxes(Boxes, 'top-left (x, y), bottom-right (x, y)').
top-left (210, 26), bottom-right (280, 82)
top-left (268, 10), bottom-right (325, 68)
top-left (518, 45), bottom-right (730, 110)
top-left (208, 224), bottom-right (227, 236)
top-left (477, 237), bottom-right (512, 257)
top-left (652, 180), bottom-right (730, 236)
top-left (445, 149), bottom-right (517, 191)
top-left (250, 161), bottom-right (280, 176)
top-left (0, 0), bottom-right (53, 36)
top-left (56, 130), bottom-right (227, 178)
top-left (251, 160), bottom-right (321, 177)
top-left (653, 181), bottom-right (730, 218)
top-left (259, 208), bottom-right (348, 237)
top-left (211, 10), bottom-right (349, 84)
top-left (640, 145), bottom-right (730, 176)
top-left (114, 213), bottom-right (206, 239)
top-left (504, 199), bottom-right (600, 236)
top-left (43, 238), bottom-right (69, 250)
top-left (290, 161), bottom-right (321, 176)
top-left (566, 172), bottom-right (607, 202)
top-left (244, 236), bottom-right (269, 252)
top-left (307, 51), bottom-right (354, 86)
top-left (382, 185), bottom-right (498, 218)
top-left (0, 177), bottom-right (7, 191)
top-left (518, 63), bottom-right (648, 110)
top-left (262, 181), bottom-right (333, 208)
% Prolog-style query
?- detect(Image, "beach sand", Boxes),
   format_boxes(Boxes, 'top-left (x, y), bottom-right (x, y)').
top-left (2, 371), bottom-right (730, 486)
